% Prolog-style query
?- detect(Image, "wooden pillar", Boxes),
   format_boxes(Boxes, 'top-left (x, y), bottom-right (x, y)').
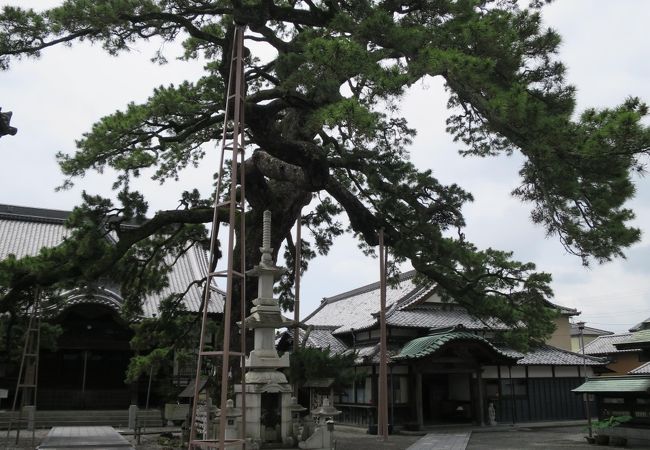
top-left (415, 370), bottom-right (423, 428)
top-left (476, 368), bottom-right (485, 426)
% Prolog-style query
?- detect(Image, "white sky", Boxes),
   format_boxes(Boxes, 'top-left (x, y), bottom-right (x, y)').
top-left (1, 1), bottom-right (649, 333)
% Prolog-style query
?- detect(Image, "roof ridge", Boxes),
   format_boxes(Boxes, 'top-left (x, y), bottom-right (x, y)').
top-left (0, 203), bottom-right (70, 224)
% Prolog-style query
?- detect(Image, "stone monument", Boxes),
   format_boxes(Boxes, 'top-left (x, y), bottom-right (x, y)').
top-left (235, 210), bottom-right (297, 445)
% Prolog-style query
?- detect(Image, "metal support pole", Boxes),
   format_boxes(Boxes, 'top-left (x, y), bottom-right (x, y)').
top-left (578, 321), bottom-right (592, 438)
top-left (293, 210), bottom-right (302, 396)
top-left (377, 229), bottom-right (388, 440)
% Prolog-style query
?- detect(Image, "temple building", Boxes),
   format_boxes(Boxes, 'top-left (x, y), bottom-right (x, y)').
top-left (0, 204), bottom-right (222, 409)
top-left (280, 271), bottom-right (608, 427)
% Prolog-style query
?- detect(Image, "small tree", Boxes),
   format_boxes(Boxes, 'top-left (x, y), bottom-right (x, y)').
top-left (288, 347), bottom-right (360, 393)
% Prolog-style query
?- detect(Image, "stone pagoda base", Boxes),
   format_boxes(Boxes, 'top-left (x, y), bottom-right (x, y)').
top-left (234, 382), bottom-right (294, 444)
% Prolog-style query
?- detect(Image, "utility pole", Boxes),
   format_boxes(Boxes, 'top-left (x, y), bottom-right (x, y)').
top-left (577, 321), bottom-right (592, 439)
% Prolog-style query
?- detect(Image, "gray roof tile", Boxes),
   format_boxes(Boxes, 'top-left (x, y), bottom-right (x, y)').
top-left (141, 245), bottom-right (223, 317)
top-left (570, 324), bottom-right (614, 337)
top-left (583, 333), bottom-right (640, 355)
top-left (0, 217), bottom-right (69, 260)
top-left (304, 271), bottom-right (425, 333)
top-left (386, 305), bottom-right (508, 330)
top-left (304, 270), bottom-right (576, 337)
top-left (629, 362), bottom-right (650, 375)
top-left (302, 328), bottom-right (348, 354)
top-left (500, 345), bottom-right (607, 366)
top-left (0, 205), bottom-right (223, 317)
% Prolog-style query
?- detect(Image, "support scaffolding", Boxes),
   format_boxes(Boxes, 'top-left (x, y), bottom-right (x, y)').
top-left (188, 25), bottom-right (248, 450)
top-left (5, 289), bottom-right (41, 448)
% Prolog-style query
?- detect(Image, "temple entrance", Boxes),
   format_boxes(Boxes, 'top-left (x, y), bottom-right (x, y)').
top-left (38, 303), bottom-right (133, 409)
top-left (421, 373), bottom-right (472, 424)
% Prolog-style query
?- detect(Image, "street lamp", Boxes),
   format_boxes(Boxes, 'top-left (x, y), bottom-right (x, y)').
top-left (577, 321), bottom-right (592, 438)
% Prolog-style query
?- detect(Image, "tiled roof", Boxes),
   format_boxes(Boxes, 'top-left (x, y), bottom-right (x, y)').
top-left (0, 204), bottom-right (223, 317)
top-left (573, 376), bottom-right (650, 393)
top-left (546, 300), bottom-right (579, 316)
top-left (0, 216), bottom-right (70, 260)
top-left (141, 245), bottom-right (223, 317)
top-left (304, 270), bottom-right (429, 333)
top-left (304, 270), bottom-right (578, 337)
top-left (501, 344), bottom-right (608, 366)
top-left (570, 324), bottom-right (614, 337)
top-left (394, 330), bottom-right (516, 362)
top-left (629, 362), bottom-right (650, 375)
top-left (615, 329), bottom-right (650, 350)
top-left (583, 333), bottom-right (640, 355)
top-left (629, 317), bottom-right (650, 332)
top-left (302, 327), bottom-right (348, 354)
top-left (345, 343), bottom-right (401, 365)
top-left (386, 305), bottom-right (508, 331)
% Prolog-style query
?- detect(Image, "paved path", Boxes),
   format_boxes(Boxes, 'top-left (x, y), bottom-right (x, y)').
top-left (38, 426), bottom-right (134, 449)
top-left (406, 432), bottom-right (471, 450)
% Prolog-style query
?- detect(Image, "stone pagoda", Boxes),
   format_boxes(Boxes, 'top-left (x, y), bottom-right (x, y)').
top-left (235, 210), bottom-right (296, 444)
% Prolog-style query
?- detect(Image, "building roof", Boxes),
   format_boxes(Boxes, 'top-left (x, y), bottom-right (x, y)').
top-left (0, 204), bottom-right (223, 317)
top-left (305, 270), bottom-right (578, 337)
top-left (302, 327), bottom-right (348, 354)
top-left (629, 362), bottom-right (650, 375)
top-left (394, 329), bottom-right (516, 362)
top-left (0, 206), bottom-right (70, 260)
top-left (386, 304), bottom-right (508, 331)
top-left (629, 317), bottom-right (650, 332)
top-left (615, 329), bottom-right (650, 350)
top-left (304, 270), bottom-right (509, 335)
top-left (583, 332), bottom-right (640, 355)
top-left (570, 323), bottom-right (614, 337)
top-left (304, 270), bottom-right (433, 333)
top-left (502, 345), bottom-right (608, 366)
top-left (573, 376), bottom-right (650, 393)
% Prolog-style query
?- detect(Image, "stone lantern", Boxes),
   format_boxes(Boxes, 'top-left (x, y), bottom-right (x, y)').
top-left (299, 398), bottom-right (341, 449)
top-left (310, 398), bottom-right (341, 425)
top-left (288, 396), bottom-right (307, 443)
top-left (217, 399), bottom-right (242, 441)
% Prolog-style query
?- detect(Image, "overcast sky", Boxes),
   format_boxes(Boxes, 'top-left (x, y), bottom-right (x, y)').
top-left (1, 1), bottom-right (649, 333)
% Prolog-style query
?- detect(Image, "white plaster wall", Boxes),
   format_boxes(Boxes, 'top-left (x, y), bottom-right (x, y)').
top-left (500, 366), bottom-right (526, 378)
top-left (527, 366), bottom-right (553, 378)
top-left (555, 366), bottom-right (581, 378)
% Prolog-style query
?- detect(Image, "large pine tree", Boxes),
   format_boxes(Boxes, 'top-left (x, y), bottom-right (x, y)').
top-left (0, 0), bottom-right (649, 350)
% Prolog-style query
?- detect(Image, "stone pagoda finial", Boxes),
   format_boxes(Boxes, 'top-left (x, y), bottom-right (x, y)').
top-left (260, 210), bottom-right (273, 266)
